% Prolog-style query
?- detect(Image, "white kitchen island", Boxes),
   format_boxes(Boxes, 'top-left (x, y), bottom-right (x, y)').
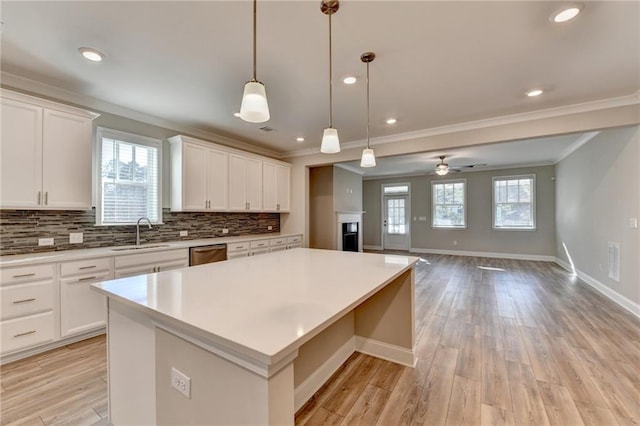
top-left (92, 248), bottom-right (418, 425)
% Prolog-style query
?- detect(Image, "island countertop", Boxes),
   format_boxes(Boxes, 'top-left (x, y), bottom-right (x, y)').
top-left (92, 248), bottom-right (418, 364)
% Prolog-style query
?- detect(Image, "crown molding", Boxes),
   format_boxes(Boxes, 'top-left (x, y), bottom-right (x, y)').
top-left (0, 71), bottom-right (282, 159)
top-left (284, 93), bottom-right (640, 158)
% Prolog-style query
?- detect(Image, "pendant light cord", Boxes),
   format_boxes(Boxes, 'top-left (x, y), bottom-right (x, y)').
top-left (329, 10), bottom-right (333, 128)
top-left (366, 61), bottom-right (370, 149)
top-left (253, 0), bottom-right (257, 81)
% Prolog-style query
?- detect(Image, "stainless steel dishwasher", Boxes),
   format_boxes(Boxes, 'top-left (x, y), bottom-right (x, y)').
top-left (189, 244), bottom-right (227, 266)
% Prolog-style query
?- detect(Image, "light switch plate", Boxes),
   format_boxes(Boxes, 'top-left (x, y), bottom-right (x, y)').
top-left (38, 238), bottom-right (54, 246)
top-left (630, 218), bottom-right (638, 229)
top-left (69, 232), bottom-right (83, 244)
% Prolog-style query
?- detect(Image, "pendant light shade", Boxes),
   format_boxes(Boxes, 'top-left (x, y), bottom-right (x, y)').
top-left (320, 0), bottom-right (340, 154)
top-left (321, 127), bottom-right (340, 153)
top-left (240, 0), bottom-right (269, 123)
top-left (240, 80), bottom-right (269, 123)
top-left (360, 148), bottom-right (376, 167)
top-left (360, 52), bottom-right (376, 168)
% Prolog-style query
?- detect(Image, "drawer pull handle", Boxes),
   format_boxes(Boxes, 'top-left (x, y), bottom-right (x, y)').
top-left (79, 265), bottom-right (97, 270)
top-left (12, 273), bottom-right (36, 278)
top-left (77, 276), bottom-right (97, 282)
top-left (13, 298), bottom-right (36, 304)
top-left (236, 246), bottom-right (244, 249)
top-left (14, 330), bottom-right (36, 338)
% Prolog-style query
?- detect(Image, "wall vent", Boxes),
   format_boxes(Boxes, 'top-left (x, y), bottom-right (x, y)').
top-left (608, 242), bottom-right (620, 282)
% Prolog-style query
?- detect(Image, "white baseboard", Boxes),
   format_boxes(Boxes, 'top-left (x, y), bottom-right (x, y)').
top-left (410, 247), bottom-right (555, 262)
top-left (363, 245), bottom-right (383, 251)
top-left (293, 336), bottom-right (355, 411)
top-left (0, 328), bottom-right (106, 365)
top-left (354, 336), bottom-right (416, 368)
top-left (554, 258), bottom-right (640, 319)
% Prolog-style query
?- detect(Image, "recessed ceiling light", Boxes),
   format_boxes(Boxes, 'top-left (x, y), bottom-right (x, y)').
top-left (526, 89), bottom-right (543, 97)
top-left (551, 4), bottom-right (583, 23)
top-left (343, 76), bottom-right (357, 85)
top-left (296, 137), bottom-right (305, 142)
top-left (386, 118), bottom-right (397, 124)
top-left (233, 112), bottom-right (242, 117)
top-left (78, 47), bottom-right (104, 62)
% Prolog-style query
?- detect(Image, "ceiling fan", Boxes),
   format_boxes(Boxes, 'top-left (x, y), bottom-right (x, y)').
top-left (432, 155), bottom-right (487, 176)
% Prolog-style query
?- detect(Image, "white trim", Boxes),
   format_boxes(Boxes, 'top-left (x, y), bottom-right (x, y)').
top-left (410, 248), bottom-right (555, 262)
top-left (363, 245), bottom-right (383, 251)
top-left (293, 336), bottom-right (356, 411)
top-left (0, 328), bottom-right (105, 365)
top-left (554, 258), bottom-right (640, 319)
top-left (354, 336), bottom-right (416, 368)
top-left (285, 93), bottom-right (640, 158)
top-left (1, 72), bottom-right (282, 159)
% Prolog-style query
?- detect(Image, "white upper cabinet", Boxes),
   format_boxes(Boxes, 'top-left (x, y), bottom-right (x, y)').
top-left (169, 135), bottom-right (290, 213)
top-left (169, 135), bottom-right (229, 212)
top-left (0, 90), bottom-right (97, 210)
top-left (263, 162), bottom-right (291, 212)
top-left (229, 154), bottom-right (263, 211)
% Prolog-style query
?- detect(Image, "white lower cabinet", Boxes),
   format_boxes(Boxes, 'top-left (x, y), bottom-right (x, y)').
top-left (269, 237), bottom-right (287, 253)
top-left (0, 264), bottom-right (56, 356)
top-left (114, 249), bottom-right (189, 278)
top-left (227, 241), bottom-right (250, 259)
top-left (287, 235), bottom-right (303, 250)
top-left (59, 257), bottom-right (113, 338)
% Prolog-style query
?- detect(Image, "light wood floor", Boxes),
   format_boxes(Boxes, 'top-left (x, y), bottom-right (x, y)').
top-left (2, 255), bottom-right (639, 425)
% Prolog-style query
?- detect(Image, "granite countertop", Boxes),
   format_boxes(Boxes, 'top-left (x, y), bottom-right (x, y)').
top-left (0, 233), bottom-right (301, 268)
top-left (92, 248), bottom-right (418, 363)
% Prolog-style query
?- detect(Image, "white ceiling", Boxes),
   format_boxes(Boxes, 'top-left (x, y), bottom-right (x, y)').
top-left (337, 131), bottom-right (599, 178)
top-left (1, 1), bottom-right (638, 156)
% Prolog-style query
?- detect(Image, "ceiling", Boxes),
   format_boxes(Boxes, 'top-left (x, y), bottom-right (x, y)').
top-left (337, 131), bottom-right (599, 178)
top-left (1, 1), bottom-right (638, 156)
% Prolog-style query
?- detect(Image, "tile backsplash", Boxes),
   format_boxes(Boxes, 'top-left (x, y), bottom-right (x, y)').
top-left (0, 209), bottom-right (280, 256)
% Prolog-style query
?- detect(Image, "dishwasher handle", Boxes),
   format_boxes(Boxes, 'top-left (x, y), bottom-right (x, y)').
top-left (191, 244), bottom-right (226, 253)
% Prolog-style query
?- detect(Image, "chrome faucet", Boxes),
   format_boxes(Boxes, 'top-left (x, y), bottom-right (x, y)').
top-left (136, 217), bottom-right (152, 246)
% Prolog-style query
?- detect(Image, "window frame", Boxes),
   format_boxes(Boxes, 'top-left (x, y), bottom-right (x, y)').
top-left (492, 174), bottom-right (536, 231)
top-left (95, 127), bottom-right (163, 226)
top-left (431, 178), bottom-right (467, 229)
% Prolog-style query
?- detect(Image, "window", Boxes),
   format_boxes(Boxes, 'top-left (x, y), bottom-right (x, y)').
top-left (432, 179), bottom-right (466, 228)
top-left (383, 184), bottom-right (409, 194)
top-left (96, 128), bottom-right (162, 225)
top-left (493, 175), bottom-right (535, 230)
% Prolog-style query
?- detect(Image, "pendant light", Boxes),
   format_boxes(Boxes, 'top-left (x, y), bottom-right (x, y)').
top-left (360, 52), bottom-right (376, 168)
top-left (320, 0), bottom-right (340, 154)
top-left (240, 0), bottom-right (270, 123)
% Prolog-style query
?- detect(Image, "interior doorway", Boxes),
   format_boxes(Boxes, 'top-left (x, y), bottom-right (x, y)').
top-left (382, 183), bottom-right (411, 251)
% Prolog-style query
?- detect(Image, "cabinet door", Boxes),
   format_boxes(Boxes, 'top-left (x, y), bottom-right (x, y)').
top-left (262, 162), bottom-right (277, 211)
top-left (276, 165), bottom-right (291, 212)
top-left (42, 109), bottom-right (92, 209)
top-left (60, 271), bottom-right (110, 337)
top-left (207, 148), bottom-right (228, 210)
top-left (182, 143), bottom-right (208, 210)
top-left (228, 154), bottom-right (247, 210)
top-left (0, 99), bottom-right (43, 208)
top-left (246, 158), bottom-right (263, 211)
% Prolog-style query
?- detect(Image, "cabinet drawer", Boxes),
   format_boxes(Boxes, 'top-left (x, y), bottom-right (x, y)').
top-left (250, 240), bottom-right (269, 249)
top-left (60, 257), bottom-right (112, 277)
top-left (114, 249), bottom-right (188, 269)
top-left (1, 311), bottom-right (55, 354)
top-left (269, 237), bottom-right (286, 247)
top-left (227, 242), bottom-right (250, 253)
top-left (287, 235), bottom-right (302, 244)
top-left (0, 281), bottom-right (55, 320)
top-left (1, 264), bottom-right (55, 286)
top-left (270, 246), bottom-right (287, 253)
top-left (227, 251), bottom-right (249, 259)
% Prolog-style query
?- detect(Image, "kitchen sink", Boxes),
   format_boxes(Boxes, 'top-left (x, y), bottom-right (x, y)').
top-left (111, 244), bottom-right (171, 251)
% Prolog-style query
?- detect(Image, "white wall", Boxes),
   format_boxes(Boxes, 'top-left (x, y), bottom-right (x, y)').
top-left (555, 126), bottom-right (640, 307)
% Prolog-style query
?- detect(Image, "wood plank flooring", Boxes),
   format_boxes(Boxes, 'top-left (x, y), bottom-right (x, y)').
top-left (1, 254), bottom-right (639, 425)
